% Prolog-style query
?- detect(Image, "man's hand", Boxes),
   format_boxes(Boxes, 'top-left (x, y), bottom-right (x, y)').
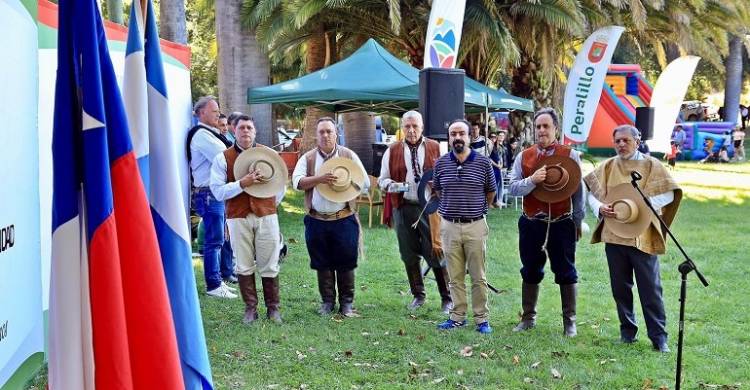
top-left (599, 203), bottom-right (617, 218)
top-left (239, 169), bottom-right (262, 188)
top-left (530, 165), bottom-right (547, 184)
top-left (317, 172), bottom-right (338, 185)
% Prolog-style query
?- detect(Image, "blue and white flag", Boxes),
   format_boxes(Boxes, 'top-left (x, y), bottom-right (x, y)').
top-left (124, 1), bottom-right (214, 389)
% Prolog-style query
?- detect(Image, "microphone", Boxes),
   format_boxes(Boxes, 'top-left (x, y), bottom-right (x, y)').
top-left (630, 171), bottom-right (642, 188)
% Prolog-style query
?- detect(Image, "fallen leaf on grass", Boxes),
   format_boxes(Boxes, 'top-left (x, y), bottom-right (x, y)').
top-left (551, 368), bottom-right (562, 379)
top-left (480, 352), bottom-right (490, 359)
top-left (642, 378), bottom-right (653, 389)
top-left (344, 350), bottom-right (353, 357)
top-left (296, 350), bottom-right (306, 360)
top-left (398, 328), bottom-right (406, 336)
top-left (551, 351), bottom-right (569, 358)
top-left (331, 317), bottom-right (343, 323)
top-left (531, 361), bottom-right (541, 369)
top-left (416, 335), bottom-right (425, 341)
top-left (512, 355), bottom-right (520, 365)
top-left (361, 332), bottom-right (370, 337)
top-left (266, 385), bottom-right (280, 389)
top-left (460, 346), bottom-right (473, 357)
top-left (398, 290), bottom-right (407, 296)
top-left (287, 238), bottom-right (298, 244)
top-left (409, 314), bottom-right (417, 320)
top-left (298, 384), bottom-right (308, 390)
top-left (658, 386), bottom-right (668, 390)
top-left (523, 377), bottom-right (534, 384)
top-left (409, 361), bottom-right (419, 368)
top-left (432, 377), bottom-right (446, 384)
top-left (360, 285), bottom-right (368, 291)
top-left (503, 344), bottom-right (513, 350)
top-left (457, 369), bottom-right (464, 375)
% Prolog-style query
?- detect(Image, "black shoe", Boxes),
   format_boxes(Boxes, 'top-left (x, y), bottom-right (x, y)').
top-left (279, 243), bottom-right (288, 263)
top-left (652, 341), bottom-right (670, 353)
top-left (620, 336), bottom-right (637, 344)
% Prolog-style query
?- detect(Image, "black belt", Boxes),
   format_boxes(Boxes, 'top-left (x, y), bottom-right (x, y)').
top-left (443, 216), bottom-right (484, 224)
top-left (522, 212), bottom-right (572, 222)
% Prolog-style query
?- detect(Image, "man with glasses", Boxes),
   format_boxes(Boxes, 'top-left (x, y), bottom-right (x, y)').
top-left (584, 125), bottom-right (681, 352)
top-left (508, 107), bottom-right (584, 337)
top-left (378, 111), bottom-right (452, 314)
top-left (433, 119), bottom-right (496, 334)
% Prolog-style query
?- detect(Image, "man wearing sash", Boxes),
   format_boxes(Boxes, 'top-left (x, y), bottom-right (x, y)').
top-left (293, 117), bottom-right (368, 317)
top-left (378, 111), bottom-right (452, 313)
top-left (508, 107), bottom-right (584, 337)
top-left (584, 125), bottom-right (681, 352)
top-left (210, 115), bottom-right (286, 323)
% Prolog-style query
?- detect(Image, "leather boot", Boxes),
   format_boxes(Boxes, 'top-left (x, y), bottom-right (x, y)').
top-left (512, 282), bottom-right (539, 332)
top-left (237, 274), bottom-right (258, 325)
top-left (561, 283), bottom-right (577, 337)
top-left (317, 270), bottom-right (336, 315)
top-left (405, 262), bottom-right (426, 310)
top-left (262, 276), bottom-right (282, 323)
top-left (337, 269), bottom-right (356, 317)
top-left (433, 267), bottom-right (453, 314)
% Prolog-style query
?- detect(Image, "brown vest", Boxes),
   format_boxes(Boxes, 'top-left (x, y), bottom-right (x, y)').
top-left (302, 146), bottom-right (358, 213)
top-left (224, 146), bottom-right (277, 219)
top-left (388, 139), bottom-right (441, 209)
top-left (521, 144), bottom-right (572, 218)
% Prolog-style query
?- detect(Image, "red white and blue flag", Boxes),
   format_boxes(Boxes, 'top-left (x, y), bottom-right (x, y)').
top-left (49, 0), bottom-right (184, 388)
top-left (123, 0), bottom-right (214, 389)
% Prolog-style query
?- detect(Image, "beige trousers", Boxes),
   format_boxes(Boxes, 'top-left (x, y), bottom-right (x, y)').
top-left (441, 218), bottom-right (490, 324)
top-left (227, 213), bottom-right (281, 278)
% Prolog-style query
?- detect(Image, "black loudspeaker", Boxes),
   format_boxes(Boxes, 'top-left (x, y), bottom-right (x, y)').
top-left (419, 68), bottom-right (465, 140)
top-left (371, 143), bottom-right (389, 176)
top-left (635, 107), bottom-right (655, 141)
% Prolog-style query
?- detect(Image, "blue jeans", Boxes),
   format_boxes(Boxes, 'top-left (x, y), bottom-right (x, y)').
top-left (220, 239), bottom-right (235, 279)
top-left (192, 189), bottom-right (225, 291)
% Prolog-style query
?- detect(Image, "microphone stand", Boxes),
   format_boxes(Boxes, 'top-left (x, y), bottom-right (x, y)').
top-left (629, 171), bottom-right (708, 390)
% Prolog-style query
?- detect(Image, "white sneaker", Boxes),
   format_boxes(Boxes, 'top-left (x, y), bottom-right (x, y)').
top-left (206, 285), bottom-right (238, 299)
top-left (221, 281), bottom-right (237, 292)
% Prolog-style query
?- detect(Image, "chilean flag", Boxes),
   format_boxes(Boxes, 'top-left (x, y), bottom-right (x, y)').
top-left (123, 0), bottom-right (214, 388)
top-left (49, 0), bottom-right (184, 388)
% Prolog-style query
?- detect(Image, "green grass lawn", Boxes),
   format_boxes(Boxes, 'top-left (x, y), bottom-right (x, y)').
top-left (194, 160), bottom-right (749, 390)
top-left (25, 160), bottom-right (749, 390)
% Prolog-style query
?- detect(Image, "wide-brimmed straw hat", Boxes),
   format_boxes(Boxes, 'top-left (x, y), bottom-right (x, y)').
top-left (233, 145), bottom-right (288, 198)
top-left (603, 183), bottom-right (653, 239)
top-left (531, 155), bottom-right (582, 203)
top-left (316, 157), bottom-right (366, 203)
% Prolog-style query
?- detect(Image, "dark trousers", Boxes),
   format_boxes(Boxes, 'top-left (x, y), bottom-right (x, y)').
top-left (518, 216), bottom-right (578, 285)
top-left (304, 214), bottom-right (359, 271)
top-left (605, 243), bottom-right (667, 344)
top-left (393, 203), bottom-right (442, 268)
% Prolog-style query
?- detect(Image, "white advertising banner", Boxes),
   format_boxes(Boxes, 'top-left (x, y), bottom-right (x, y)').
top-left (423, 0), bottom-right (466, 69)
top-left (647, 56), bottom-right (701, 153)
top-left (0, 1), bottom-right (44, 387)
top-left (563, 26), bottom-right (625, 143)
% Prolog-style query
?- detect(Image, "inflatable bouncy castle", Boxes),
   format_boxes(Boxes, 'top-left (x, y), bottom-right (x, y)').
top-left (673, 122), bottom-right (736, 160)
top-left (584, 64), bottom-right (653, 153)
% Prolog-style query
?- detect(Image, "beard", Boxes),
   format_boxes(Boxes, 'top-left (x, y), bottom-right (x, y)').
top-left (452, 139), bottom-right (466, 154)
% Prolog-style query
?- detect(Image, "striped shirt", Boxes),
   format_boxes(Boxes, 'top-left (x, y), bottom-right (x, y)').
top-left (432, 150), bottom-right (496, 219)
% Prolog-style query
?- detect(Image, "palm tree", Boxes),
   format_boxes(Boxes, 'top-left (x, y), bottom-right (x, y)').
top-left (216, 0), bottom-right (274, 146)
top-left (160, 0), bottom-right (188, 44)
top-left (723, 35), bottom-right (744, 123)
top-left (105, 0), bottom-right (124, 24)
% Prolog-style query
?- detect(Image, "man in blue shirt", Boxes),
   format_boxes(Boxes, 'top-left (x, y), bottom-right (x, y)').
top-left (433, 119), bottom-right (496, 334)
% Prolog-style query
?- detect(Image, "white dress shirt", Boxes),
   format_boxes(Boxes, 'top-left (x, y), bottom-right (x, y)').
top-left (190, 122), bottom-right (228, 187)
top-left (292, 148), bottom-right (369, 213)
top-left (587, 151), bottom-right (674, 216)
top-left (377, 140), bottom-right (426, 202)
top-left (209, 144), bottom-right (286, 205)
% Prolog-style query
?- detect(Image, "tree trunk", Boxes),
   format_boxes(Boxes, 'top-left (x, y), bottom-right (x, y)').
top-left (723, 34), bottom-right (743, 125)
top-left (342, 112), bottom-right (375, 174)
top-left (216, 0), bottom-right (273, 146)
top-left (105, 0), bottom-right (123, 24)
top-left (511, 56), bottom-right (554, 143)
top-left (665, 42), bottom-right (681, 64)
top-left (159, 0), bottom-right (187, 44)
top-left (301, 24), bottom-right (334, 153)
